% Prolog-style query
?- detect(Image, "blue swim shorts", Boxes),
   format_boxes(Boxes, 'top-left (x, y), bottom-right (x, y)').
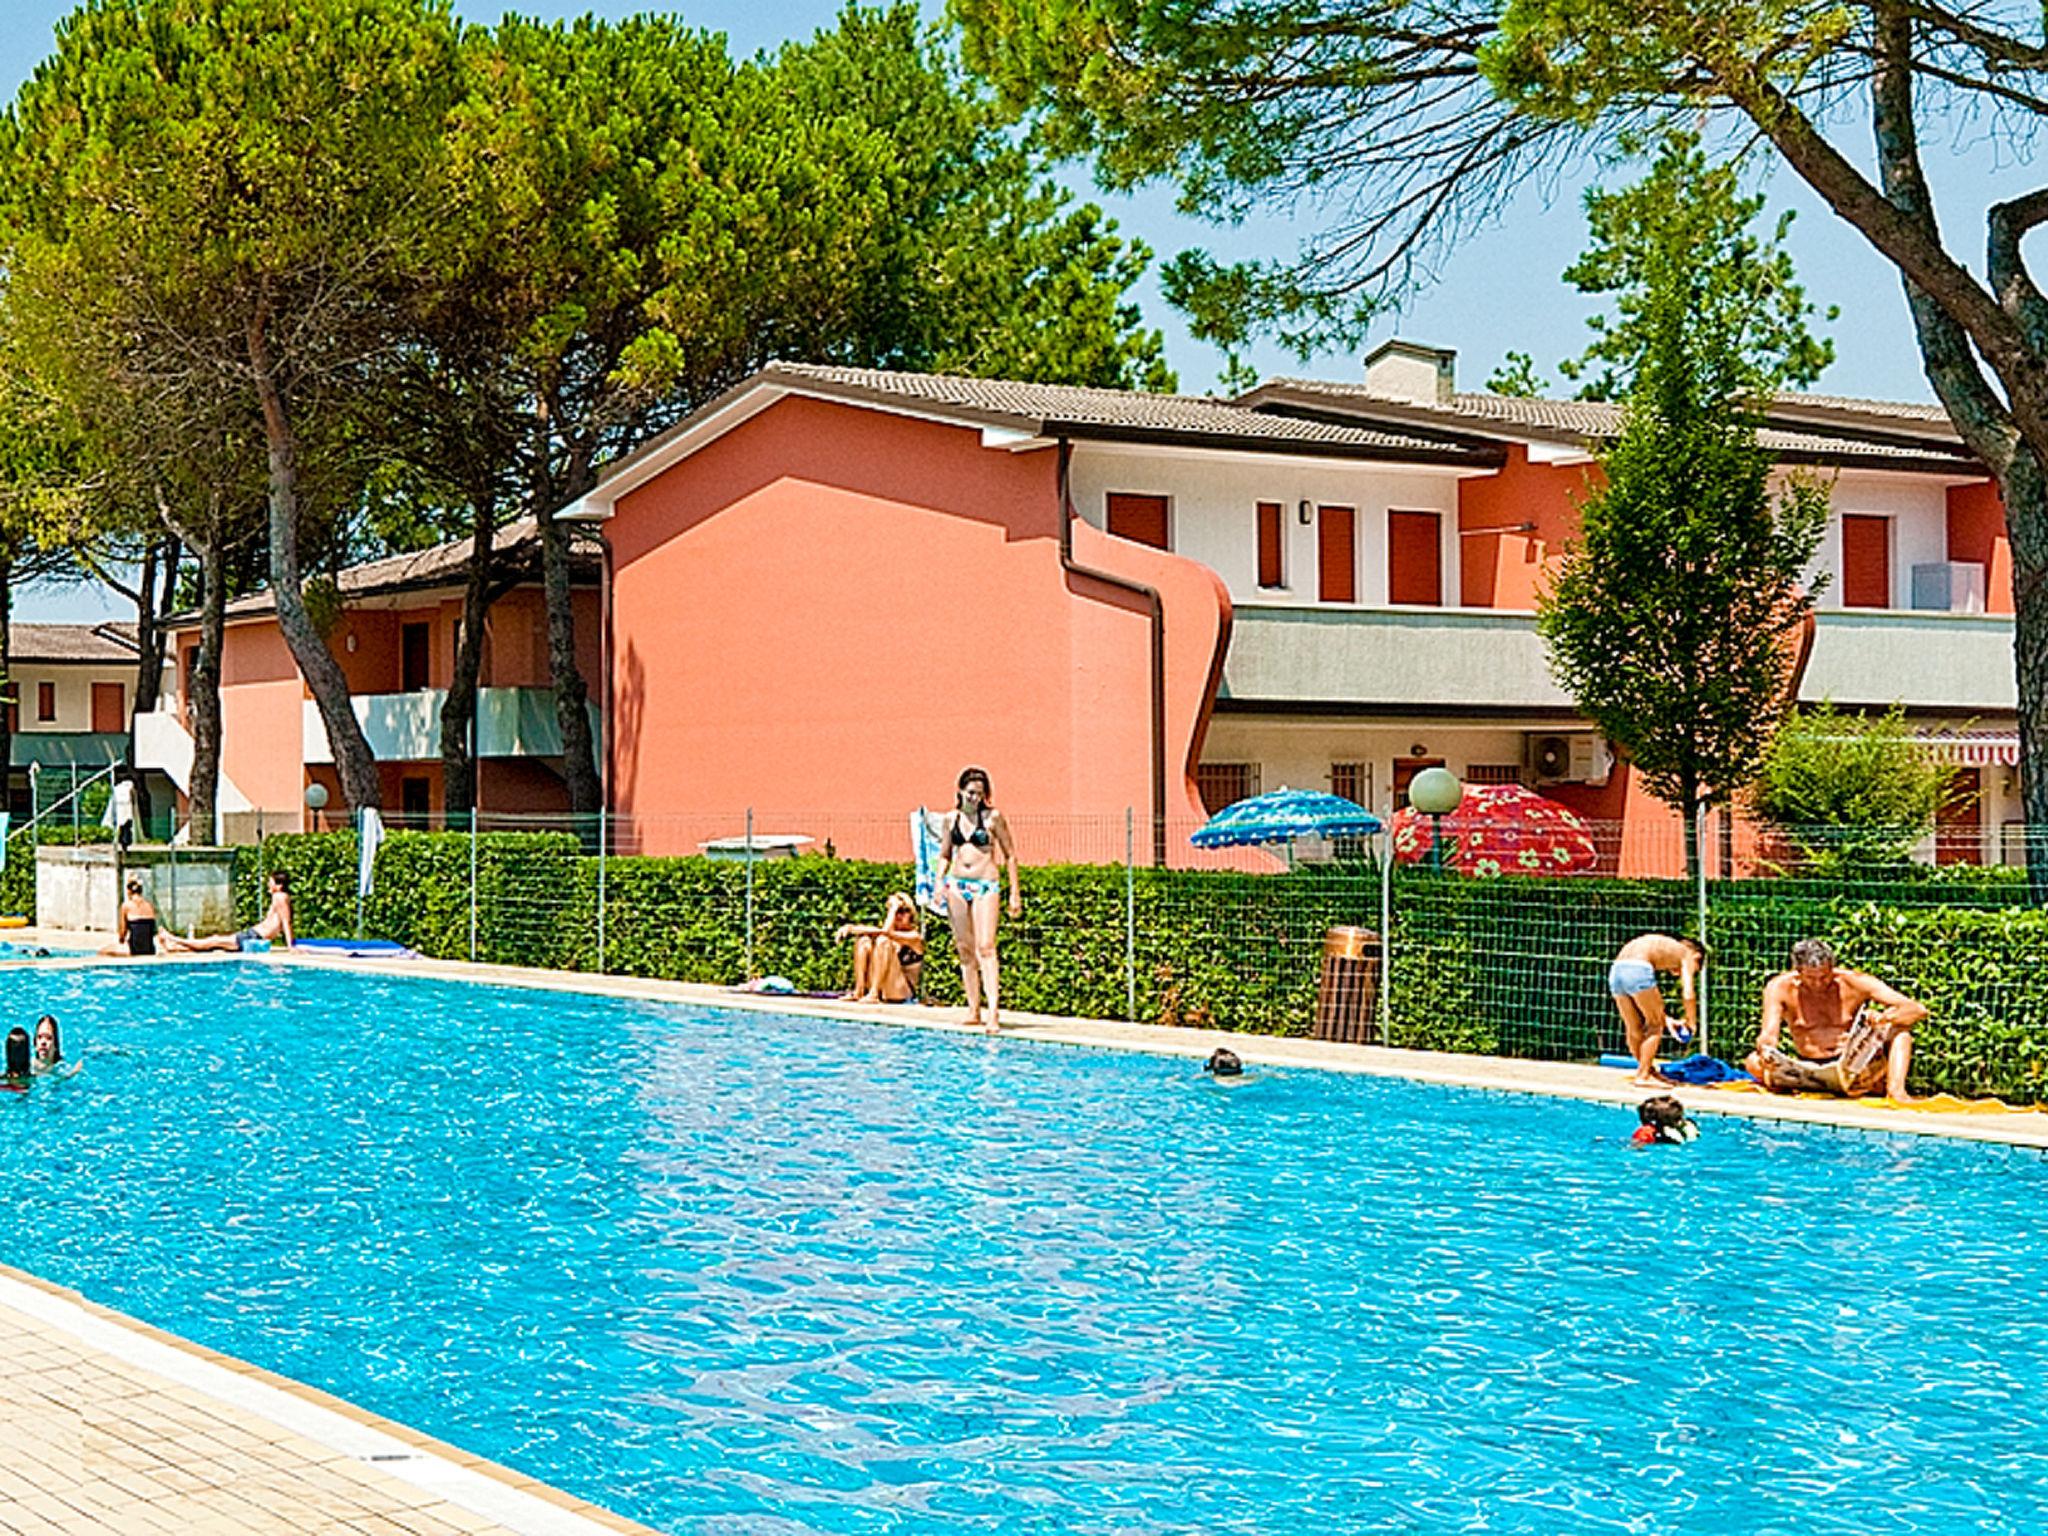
top-left (1607, 958), bottom-right (1658, 997)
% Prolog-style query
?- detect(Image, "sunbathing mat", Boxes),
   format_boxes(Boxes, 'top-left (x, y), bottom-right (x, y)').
top-left (1713, 1081), bottom-right (2048, 1115)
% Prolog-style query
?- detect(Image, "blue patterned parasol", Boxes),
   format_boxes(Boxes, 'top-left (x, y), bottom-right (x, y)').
top-left (1190, 787), bottom-right (1383, 848)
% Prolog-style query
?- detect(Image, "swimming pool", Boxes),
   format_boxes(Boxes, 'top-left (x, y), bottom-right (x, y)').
top-left (0, 964), bottom-right (2041, 1535)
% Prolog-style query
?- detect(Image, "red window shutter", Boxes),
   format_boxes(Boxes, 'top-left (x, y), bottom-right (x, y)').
top-left (1388, 510), bottom-right (1443, 605)
top-left (1840, 515), bottom-right (1891, 608)
top-left (1106, 493), bottom-right (1170, 550)
top-left (1256, 502), bottom-right (1284, 588)
top-left (1318, 506), bottom-right (1356, 603)
top-left (91, 682), bottom-right (125, 733)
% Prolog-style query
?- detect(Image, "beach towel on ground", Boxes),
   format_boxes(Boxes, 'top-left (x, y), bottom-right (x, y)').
top-left (912, 807), bottom-right (946, 915)
top-left (294, 938), bottom-right (419, 959)
top-left (1659, 1054), bottom-right (1753, 1085)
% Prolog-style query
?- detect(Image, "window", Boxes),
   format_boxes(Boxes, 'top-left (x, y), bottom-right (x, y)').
top-left (1467, 763), bottom-right (1524, 786)
top-left (1318, 505), bottom-right (1356, 603)
top-left (1256, 501), bottom-right (1285, 589)
top-left (400, 776), bottom-right (433, 824)
top-left (91, 682), bottom-right (125, 734)
top-left (1330, 762), bottom-right (1371, 806)
top-left (1387, 509), bottom-right (1444, 606)
top-left (36, 682), bottom-right (55, 723)
top-left (1197, 761), bottom-right (1261, 814)
top-left (1106, 492), bottom-right (1171, 550)
top-left (401, 621), bottom-right (433, 692)
top-left (1840, 514), bottom-right (1891, 608)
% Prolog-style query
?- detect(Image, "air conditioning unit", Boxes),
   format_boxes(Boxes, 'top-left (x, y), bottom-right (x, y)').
top-left (1527, 732), bottom-right (1613, 786)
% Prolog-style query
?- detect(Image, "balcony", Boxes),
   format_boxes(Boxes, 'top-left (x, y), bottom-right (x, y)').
top-left (1219, 604), bottom-right (2016, 715)
top-left (302, 687), bottom-right (598, 765)
top-left (1800, 610), bottom-right (2013, 710)
top-left (1220, 606), bottom-right (1571, 712)
top-left (10, 730), bottom-right (128, 769)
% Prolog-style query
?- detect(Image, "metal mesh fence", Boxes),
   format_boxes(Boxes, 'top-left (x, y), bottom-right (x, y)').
top-left (233, 803), bottom-right (2048, 1098)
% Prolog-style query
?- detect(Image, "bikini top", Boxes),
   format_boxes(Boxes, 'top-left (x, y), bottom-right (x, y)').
top-left (948, 809), bottom-right (991, 850)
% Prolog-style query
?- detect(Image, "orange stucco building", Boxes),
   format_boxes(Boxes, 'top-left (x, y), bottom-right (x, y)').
top-left (149, 342), bottom-right (2017, 873)
top-left (148, 523), bottom-right (601, 834)
top-left (568, 347), bottom-right (2015, 872)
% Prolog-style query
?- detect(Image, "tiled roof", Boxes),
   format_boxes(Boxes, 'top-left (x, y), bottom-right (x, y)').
top-left (1245, 378), bottom-right (1982, 469)
top-left (750, 363), bottom-right (1495, 462)
top-left (205, 517), bottom-right (599, 622)
top-left (1770, 392), bottom-right (1957, 425)
top-left (10, 623), bottom-right (138, 664)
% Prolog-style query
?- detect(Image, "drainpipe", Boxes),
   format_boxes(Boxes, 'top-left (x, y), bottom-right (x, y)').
top-left (595, 526), bottom-right (615, 832)
top-left (1057, 438), bottom-right (1168, 864)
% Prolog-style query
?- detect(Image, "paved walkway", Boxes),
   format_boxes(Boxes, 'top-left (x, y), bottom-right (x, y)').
top-left (0, 1266), bottom-right (658, 1536)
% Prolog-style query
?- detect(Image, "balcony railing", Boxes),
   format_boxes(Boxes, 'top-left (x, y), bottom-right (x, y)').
top-left (303, 687), bottom-right (598, 765)
top-left (1220, 606), bottom-right (1572, 711)
top-left (1221, 603), bottom-right (2015, 714)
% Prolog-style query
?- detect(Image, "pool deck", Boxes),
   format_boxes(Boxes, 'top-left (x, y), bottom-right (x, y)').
top-left (0, 936), bottom-right (2042, 1536)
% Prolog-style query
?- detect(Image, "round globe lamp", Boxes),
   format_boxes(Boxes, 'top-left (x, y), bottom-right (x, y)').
top-left (305, 782), bottom-right (330, 829)
top-left (1407, 767), bottom-right (1463, 872)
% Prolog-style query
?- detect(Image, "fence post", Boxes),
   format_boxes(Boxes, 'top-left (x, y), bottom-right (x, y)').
top-left (354, 807), bottom-right (365, 940)
top-left (70, 763), bottom-right (78, 839)
top-left (1124, 806), bottom-right (1137, 1023)
top-left (1695, 801), bottom-right (1711, 1058)
top-left (468, 808), bottom-right (479, 963)
top-left (744, 806), bottom-right (756, 981)
top-left (596, 804), bottom-right (609, 976)
top-left (1378, 797), bottom-right (1395, 1045)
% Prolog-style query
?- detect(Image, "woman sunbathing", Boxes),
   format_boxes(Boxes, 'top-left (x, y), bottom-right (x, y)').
top-left (836, 893), bottom-right (925, 1004)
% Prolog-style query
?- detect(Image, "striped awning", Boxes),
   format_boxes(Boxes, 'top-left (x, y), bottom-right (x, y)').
top-left (1916, 729), bottom-right (2020, 766)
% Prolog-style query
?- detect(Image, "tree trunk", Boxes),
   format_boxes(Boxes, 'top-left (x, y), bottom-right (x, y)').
top-left (440, 495), bottom-right (496, 823)
top-left (187, 537), bottom-right (227, 846)
top-left (127, 536), bottom-right (179, 834)
top-left (2002, 447), bottom-right (2048, 890)
top-left (247, 311), bottom-right (382, 812)
top-left (539, 504), bottom-right (601, 817)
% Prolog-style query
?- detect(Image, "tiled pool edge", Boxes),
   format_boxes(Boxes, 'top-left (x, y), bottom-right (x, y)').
top-left (0, 1259), bottom-right (669, 1536)
top-left (233, 943), bottom-right (2048, 1153)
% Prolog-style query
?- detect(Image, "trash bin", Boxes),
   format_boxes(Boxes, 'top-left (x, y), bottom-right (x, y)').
top-left (1315, 926), bottom-right (1381, 1043)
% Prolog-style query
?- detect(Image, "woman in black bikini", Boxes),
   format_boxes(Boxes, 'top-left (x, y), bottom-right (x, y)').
top-left (935, 766), bottom-right (1020, 1032)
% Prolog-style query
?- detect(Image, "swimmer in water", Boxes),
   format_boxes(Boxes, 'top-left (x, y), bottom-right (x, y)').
top-left (1204, 1047), bottom-right (1251, 1084)
top-left (1631, 1095), bottom-right (1699, 1146)
top-left (3, 1027), bottom-right (31, 1089)
top-left (30, 1016), bottom-right (60, 1074)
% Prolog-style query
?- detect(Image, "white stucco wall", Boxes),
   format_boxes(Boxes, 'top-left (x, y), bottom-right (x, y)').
top-left (13, 662), bottom-right (134, 734)
top-left (1068, 444), bottom-right (1470, 607)
top-left (1801, 471), bottom-right (1954, 611)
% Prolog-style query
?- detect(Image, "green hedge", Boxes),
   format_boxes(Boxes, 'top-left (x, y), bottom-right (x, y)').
top-left (228, 829), bottom-right (2048, 1100)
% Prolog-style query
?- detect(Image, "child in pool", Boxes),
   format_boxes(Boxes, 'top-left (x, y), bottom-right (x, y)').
top-left (31, 1016), bottom-right (60, 1074)
top-left (2, 1027), bottom-right (31, 1090)
top-left (1204, 1048), bottom-right (1252, 1085)
top-left (1631, 1095), bottom-right (1699, 1146)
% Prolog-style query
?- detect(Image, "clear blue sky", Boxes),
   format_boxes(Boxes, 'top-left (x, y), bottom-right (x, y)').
top-left (6, 1), bottom-right (2006, 620)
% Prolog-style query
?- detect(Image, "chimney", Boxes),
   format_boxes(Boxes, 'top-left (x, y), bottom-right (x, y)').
top-left (1363, 339), bottom-right (1457, 404)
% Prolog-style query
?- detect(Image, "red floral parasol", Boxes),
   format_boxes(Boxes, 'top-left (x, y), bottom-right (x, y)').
top-left (1389, 783), bottom-right (1599, 876)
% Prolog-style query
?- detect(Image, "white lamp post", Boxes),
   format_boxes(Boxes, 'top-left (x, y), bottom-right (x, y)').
top-left (1407, 767), bottom-right (1463, 872)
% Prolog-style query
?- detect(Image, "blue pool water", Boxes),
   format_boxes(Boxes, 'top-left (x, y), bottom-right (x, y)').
top-left (0, 965), bottom-right (2042, 1535)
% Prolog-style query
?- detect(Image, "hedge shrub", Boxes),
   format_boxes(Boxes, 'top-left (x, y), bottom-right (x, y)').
top-left (230, 829), bottom-right (2048, 1099)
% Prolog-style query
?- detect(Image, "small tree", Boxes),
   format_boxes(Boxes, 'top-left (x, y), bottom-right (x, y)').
top-left (1537, 138), bottom-right (1829, 879)
top-left (1750, 703), bottom-right (1956, 871)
